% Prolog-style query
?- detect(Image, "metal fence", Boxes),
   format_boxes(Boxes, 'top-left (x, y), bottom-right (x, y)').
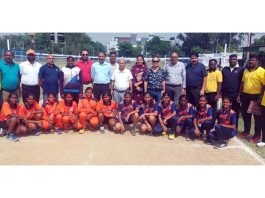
top-left (0, 48), bottom-right (240, 68)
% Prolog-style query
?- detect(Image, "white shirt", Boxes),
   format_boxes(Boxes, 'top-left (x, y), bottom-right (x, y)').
top-left (111, 68), bottom-right (133, 91)
top-left (229, 64), bottom-right (239, 72)
top-left (111, 62), bottom-right (119, 72)
top-left (19, 60), bottom-right (42, 85)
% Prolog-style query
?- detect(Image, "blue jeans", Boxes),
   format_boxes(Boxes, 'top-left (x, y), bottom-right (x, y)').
top-left (178, 118), bottom-right (195, 138)
top-left (147, 89), bottom-right (162, 103)
top-left (199, 120), bottom-right (214, 141)
top-left (215, 124), bottom-right (237, 143)
top-left (153, 117), bottom-right (177, 136)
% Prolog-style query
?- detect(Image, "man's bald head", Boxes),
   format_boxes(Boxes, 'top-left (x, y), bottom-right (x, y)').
top-left (118, 59), bottom-right (126, 71)
top-left (46, 54), bottom-right (54, 65)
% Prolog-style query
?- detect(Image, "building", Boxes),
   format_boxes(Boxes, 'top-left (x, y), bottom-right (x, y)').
top-left (106, 33), bottom-right (149, 54)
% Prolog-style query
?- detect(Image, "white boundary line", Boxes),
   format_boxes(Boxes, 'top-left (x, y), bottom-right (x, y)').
top-left (234, 137), bottom-right (265, 165)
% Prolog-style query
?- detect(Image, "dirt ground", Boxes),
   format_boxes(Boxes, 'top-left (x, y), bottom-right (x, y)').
top-left (0, 130), bottom-right (264, 165)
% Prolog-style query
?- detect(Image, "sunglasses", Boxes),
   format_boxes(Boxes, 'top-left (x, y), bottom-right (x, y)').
top-left (152, 60), bottom-right (159, 63)
top-left (82, 54), bottom-right (88, 56)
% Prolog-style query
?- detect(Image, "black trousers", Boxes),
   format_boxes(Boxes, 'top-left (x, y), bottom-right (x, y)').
top-left (241, 93), bottom-right (261, 137)
top-left (93, 83), bottom-right (110, 101)
top-left (22, 84), bottom-right (40, 103)
top-left (205, 92), bottom-right (217, 121)
top-left (261, 106), bottom-right (265, 142)
top-left (186, 87), bottom-right (200, 107)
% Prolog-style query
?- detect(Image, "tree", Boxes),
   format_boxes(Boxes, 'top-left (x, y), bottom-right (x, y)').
top-left (145, 36), bottom-right (171, 57)
top-left (118, 42), bottom-right (134, 57)
top-left (177, 33), bottom-right (246, 56)
top-left (254, 35), bottom-right (265, 45)
top-left (0, 34), bottom-right (32, 50)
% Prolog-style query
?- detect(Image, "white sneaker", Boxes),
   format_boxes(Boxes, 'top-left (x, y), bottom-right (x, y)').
top-left (257, 142), bottom-right (265, 147)
top-left (100, 126), bottom-right (105, 134)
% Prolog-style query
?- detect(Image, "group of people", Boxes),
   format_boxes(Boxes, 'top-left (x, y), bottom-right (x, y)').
top-left (0, 48), bottom-right (264, 149)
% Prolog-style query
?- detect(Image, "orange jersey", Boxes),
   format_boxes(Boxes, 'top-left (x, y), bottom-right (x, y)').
top-left (18, 101), bottom-right (43, 120)
top-left (0, 102), bottom-right (21, 121)
top-left (78, 98), bottom-right (97, 114)
top-left (44, 101), bottom-right (59, 116)
top-left (58, 100), bottom-right (78, 115)
top-left (96, 100), bottom-right (118, 117)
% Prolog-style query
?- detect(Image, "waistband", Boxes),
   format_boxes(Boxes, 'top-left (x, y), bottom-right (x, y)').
top-left (22, 84), bottom-right (39, 87)
top-left (166, 84), bottom-right (181, 87)
top-left (114, 89), bottom-right (129, 93)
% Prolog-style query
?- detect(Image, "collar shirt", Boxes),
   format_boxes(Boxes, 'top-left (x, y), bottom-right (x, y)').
top-left (165, 61), bottom-right (186, 88)
top-left (19, 60), bottom-right (42, 85)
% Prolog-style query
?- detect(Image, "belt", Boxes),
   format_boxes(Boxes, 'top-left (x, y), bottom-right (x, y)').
top-left (114, 89), bottom-right (128, 93)
top-left (187, 86), bottom-right (200, 89)
top-left (148, 88), bottom-right (162, 91)
top-left (94, 83), bottom-right (109, 86)
top-left (166, 84), bottom-right (181, 87)
top-left (22, 84), bottom-right (39, 87)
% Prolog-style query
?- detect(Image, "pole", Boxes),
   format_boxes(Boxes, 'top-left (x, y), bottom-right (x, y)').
top-left (7, 39), bottom-right (10, 50)
top-left (223, 44), bottom-right (227, 66)
top-left (247, 33), bottom-right (252, 61)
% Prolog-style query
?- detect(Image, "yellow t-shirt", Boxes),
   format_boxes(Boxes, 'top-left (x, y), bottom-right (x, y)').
top-left (261, 72), bottom-right (265, 106)
top-left (205, 70), bottom-right (223, 93)
top-left (242, 66), bottom-right (265, 94)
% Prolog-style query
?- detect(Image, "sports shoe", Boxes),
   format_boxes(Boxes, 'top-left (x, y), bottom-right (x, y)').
top-left (100, 126), bottom-right (105, 134)
top-left (6, 133), bottom-right (19, 142)
top-left (0, 128), bottom-right (7, 137)
top-left (257, 142), bottom-right (265, 147)
top-left (186, 137), bottom-right (191, 141)
top-left (168, 134), bottom-right (175, 140)
top-left (56, 128), bottom-right (63, 135)
top-left (238, 132), bottom-right (250, 138)
top-left (213, 143), bottom-right (227, 149)
top-left (162, 131), bottom-right (167, 136)
top-left (249, 136), bottom-right (261, 143)
top-left (204, 139), bottom-right (212, 145)
top-left (130, 126), bottom-right (136, 136)
top-left (79, 128), bottom-right (85, 134)
top-left (34, 129), bottom-right (42, 136)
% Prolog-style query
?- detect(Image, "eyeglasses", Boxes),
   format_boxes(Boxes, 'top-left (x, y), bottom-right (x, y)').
top-left (152, 60), bottom-right (159, 63)
top-left (82, 54), bottom-right (88, 56)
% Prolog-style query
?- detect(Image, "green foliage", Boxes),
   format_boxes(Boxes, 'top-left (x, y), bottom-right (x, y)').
top-left (117, 42), bottom-right (142, 57)
top-left (0, 33), bottom-right (105, 55)
top-left (177, 33), bottom-right (246, 56)
top-left (254, 35), bottom-right (265, 45)
top-left (0, 34), bottom-right (32, 50)
top-left (145, 36), bottom-right (172, 56)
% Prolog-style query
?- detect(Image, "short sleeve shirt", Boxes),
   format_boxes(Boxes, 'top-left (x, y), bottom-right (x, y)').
top-left (0, 60), bottom-right (20, 91)
top-left (242, 66), bottom-right (265, 94)
top-left (186, 62), bottom-right (207, 88)
top-left (157, 101), bottom-right (176, 119)
top-left (205, 70), bottom-right (223, 93)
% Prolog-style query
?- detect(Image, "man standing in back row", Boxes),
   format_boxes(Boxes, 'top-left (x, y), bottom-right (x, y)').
top-left (19, 49), bottom-right (42, 102)
top-left (186, 52), bottom-right (207, 107)
top-left (91, 52), bottom-right (112, 101)
top-left (76, 49), bottom-right (94, 92)
top-left (165, 51), bottom-right (186, 105)
top-left (221, 54), bottom-right (244, 127)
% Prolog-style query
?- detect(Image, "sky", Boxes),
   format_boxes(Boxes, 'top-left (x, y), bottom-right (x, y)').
top-left (87, 32), bottom-right (265, 46)
top-left (86, 33), bottom-right (177, 45)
